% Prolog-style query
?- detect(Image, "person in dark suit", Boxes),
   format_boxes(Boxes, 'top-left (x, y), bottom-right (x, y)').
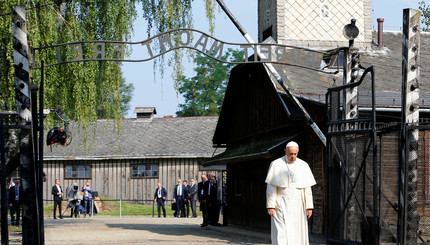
top-left (153, 182), bottom-right (167, 217)
top-left (8, 179), bottom-right (22, 226)
top-left (52, 179), bottom-right (64, 219)
top-left (208, 174), bottom-right (221, 226)
top-left (183, 180), bottom-right (190, 218)
top-left (189, 179), bottom-right (198, 218)
top-left (198, 174), bottom-right (210, 227)
top-left (173, 178), bottom-right (188, 217)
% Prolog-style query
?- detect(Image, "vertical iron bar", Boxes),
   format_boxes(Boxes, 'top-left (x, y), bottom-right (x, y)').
top-left (379, 133), bottom-right (384, 242)
top-left (371, 67), bottom-right (379, 245)
top-left (38, 60), bottom-right (45, 244)
top-left (0, 123), bottom-right (8, 245)
top-left (30, 83), bottom-right (41, 244)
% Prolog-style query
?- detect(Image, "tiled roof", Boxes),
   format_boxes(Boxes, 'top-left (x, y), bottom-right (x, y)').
top-left (275, 31), bottom-right (430, 108)
top-left (44, 116), bottom-right (220, 160)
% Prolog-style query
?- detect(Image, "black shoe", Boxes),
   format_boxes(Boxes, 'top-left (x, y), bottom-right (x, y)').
top-left (200, 224), bottom-right (208, 227)
top-left (54, 217), bottom-right (57, 219)
top-left (59, 216), bottom-right (63, 219)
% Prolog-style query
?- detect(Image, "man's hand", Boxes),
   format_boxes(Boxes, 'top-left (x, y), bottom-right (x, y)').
top-left (154, 198), bottom-right (156, 202)
top-left (162, 197), bottom-right (165, 200)
top-left (173, 199), bottom-right (176, 202)
top-left (267, 208), bottom-right (276, 216)
top-left (9, 203), bottom-right (12, 207)
top-left (306, 209), bottom-right (312, 218)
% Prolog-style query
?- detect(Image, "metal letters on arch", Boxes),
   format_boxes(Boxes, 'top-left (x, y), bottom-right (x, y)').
top-left (31, 28), bottom-right (343, 74)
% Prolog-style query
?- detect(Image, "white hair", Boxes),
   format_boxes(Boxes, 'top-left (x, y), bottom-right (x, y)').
top-left (286, 141), bottom-right (299, 149)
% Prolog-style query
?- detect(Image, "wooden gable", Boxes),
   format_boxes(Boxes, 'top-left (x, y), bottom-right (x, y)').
top-left (213, 63), bottom-right (306, 150)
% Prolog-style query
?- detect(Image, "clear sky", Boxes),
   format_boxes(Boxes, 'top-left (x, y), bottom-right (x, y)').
top-left (123, 0), bottom-right (424, 118)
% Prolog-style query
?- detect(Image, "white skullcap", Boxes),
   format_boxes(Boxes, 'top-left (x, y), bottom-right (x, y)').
top-left (286, 141), bottom-right (299, 149)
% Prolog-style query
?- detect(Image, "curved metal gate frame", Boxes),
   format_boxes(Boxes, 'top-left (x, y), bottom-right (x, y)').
top-left (325, 66), bottom-right (379, 244)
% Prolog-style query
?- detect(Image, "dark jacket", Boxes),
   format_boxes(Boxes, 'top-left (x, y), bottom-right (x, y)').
top-left (198, 180), bottom-right (209, 202)
top-left (173, 184), bottom-right (188, 200)
top-left (52, 185), bottom-right (63, 201)
top-left (209, 181), bottom-right (218, 203)
top-left (8, 185), bottom-right (23, 204)
top-left (154, 187), bottom-right (167, 200)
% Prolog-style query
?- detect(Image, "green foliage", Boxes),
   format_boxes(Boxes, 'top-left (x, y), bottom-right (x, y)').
top-left (419, 1), bottom-right (430, 31)
top-left (176, 49), bottom-right (244, 117)
top-left (1, 0), bottom-right (138, 131)
top-left (0, 0), bottom-right (216, 128)
top-left (141, 0), bottom-right (217, 87)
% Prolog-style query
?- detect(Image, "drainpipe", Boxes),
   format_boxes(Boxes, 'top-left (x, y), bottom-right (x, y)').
top-left (377, 18), bottom-right (384, 49)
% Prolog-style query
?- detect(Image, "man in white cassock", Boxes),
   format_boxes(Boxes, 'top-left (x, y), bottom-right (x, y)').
top-left (265, 141), bottom-right (316, 245)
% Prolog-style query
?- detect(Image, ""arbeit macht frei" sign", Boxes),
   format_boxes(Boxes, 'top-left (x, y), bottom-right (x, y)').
top-left (31, 28), bottom-right (341, 73)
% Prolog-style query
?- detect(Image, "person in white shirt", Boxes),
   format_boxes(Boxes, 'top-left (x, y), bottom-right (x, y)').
top-left (266, 141), bottom-right (316, 245)
top-left (173, 178), bottom-right (188, 217)
top-left (52, 179), bottom-right (64, 219)
top-left (153, 183), bottom-right (167, 217)
top-left (8, 179), bottom-right (22, 225)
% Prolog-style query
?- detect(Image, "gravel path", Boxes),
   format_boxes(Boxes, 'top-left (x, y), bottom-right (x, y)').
top-left (43, 216), bottom-right (271, 245)
top-left (8, 216), bottom-right (326, 244)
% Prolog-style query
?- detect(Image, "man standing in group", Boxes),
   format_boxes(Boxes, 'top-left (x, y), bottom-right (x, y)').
top-left (173, 178), bottom-right (187, 217)
top-left (153, 183), bottom-right (167, 217)
top-left (208, 174), bottom-right (221, 226)
top-left (8, 179), bottom-right (22, 225)
top-left (82, 181), bottom-right (93, 217)
top-left (198, 174), bottom-right (210, 227)
top-left (265, 141), bottom-right (316, 245)
top-left (188, 179), bottom-right (198, 218)
top-left (183, 180), bottom-right (190, 218)
top-left (52, 179), bottom-right (64, 219)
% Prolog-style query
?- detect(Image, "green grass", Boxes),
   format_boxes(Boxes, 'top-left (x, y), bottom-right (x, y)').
top-left (44, 196), bottom-right (202, 217)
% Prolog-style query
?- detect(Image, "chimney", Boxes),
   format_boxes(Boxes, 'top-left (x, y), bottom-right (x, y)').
top-left (134, 107), bottom-right (157, 120)
top-left (377, 18), bottom-right (384, 49)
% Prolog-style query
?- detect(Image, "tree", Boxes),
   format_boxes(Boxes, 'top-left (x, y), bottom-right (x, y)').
top-left (419, 1), bottom-right (430, 31)
top-left (96, 75), bottom-right (134, 119)
top-left (176, 49), bottom-right (244, 117)
top-left (0, 0), bottom-right (216, 125)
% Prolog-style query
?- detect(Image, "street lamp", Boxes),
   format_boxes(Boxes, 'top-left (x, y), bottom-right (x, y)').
top-left (343, 19), bottom-right (360, 48)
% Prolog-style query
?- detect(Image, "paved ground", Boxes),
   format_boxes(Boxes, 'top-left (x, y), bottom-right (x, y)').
top-left (9, 216), bottom-right (326, 244)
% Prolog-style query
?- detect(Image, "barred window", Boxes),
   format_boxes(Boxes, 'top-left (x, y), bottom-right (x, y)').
top-left (131, 164), bottom-right (158, 178)
top-left (65, 165), bottom-right (91, 179)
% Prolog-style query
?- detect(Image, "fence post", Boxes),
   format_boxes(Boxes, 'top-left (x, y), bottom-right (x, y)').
top-left (399, 8), bottom-right (420, 245)
top-left (120, 199), bottom-right (122, 218)
top-left (11, 5), bottom-right (41, 244)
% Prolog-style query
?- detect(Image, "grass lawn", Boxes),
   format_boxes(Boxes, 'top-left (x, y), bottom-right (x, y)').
top-left (44, 196), bottom-right (202, 217)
